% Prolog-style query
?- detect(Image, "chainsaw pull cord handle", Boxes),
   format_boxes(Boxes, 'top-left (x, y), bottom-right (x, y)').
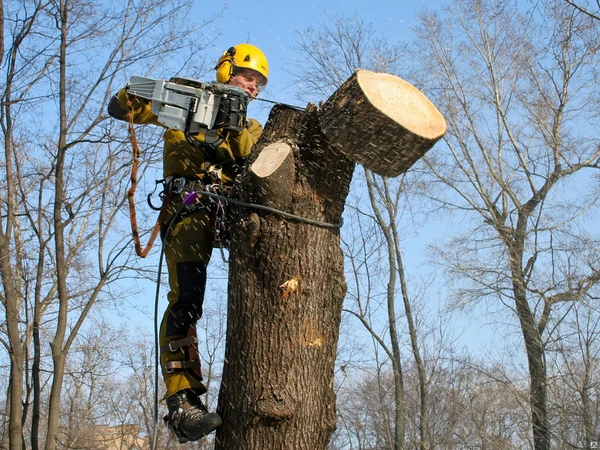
top-left (127, 97), bottom-right (170, 258)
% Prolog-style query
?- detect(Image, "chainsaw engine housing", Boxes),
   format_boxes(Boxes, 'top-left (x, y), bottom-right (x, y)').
top-left (126, 76), bottom-right (249, 134)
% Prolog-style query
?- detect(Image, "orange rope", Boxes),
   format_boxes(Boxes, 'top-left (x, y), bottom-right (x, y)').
top-left (127, 99), bottom-right (167, 258)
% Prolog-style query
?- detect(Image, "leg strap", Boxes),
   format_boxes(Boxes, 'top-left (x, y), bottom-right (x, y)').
top-left (161, 325), bottom-right (203, 379)
top-left (164, 360), bottom-right (202, 374)
top-left (161, 336), bottom-right (198, 353)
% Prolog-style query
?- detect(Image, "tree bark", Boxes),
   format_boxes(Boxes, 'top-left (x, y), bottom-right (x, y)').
top-left (509, 245), bottom-right (549, 450)
top-left (46, 2), bottom-right (69, 449)
top-left (0, 4), bottom-right (24, 444)
top-left (217, 70), bottom-right (445, 449)
top-left (365, 174), bottom-right (406, 450)
top-left (216, 104), bottom-right (354, 449)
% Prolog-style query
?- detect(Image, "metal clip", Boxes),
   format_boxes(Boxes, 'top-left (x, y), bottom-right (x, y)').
top-left (170, 177), bottom-right (187, 194)
top-left (207, 165), bottom-right (223, 184)
top-left (147, 179), bottom-right (167, 211)
top-left (169, 336), bottom-right (197, 352)
top-left (160, 336), bottom-right (198, 354)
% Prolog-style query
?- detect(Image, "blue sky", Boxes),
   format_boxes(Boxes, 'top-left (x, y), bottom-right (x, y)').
top-left (123, 0), bottom-right (505, 357)
top-left (196, 0), bottom-right (445, 123)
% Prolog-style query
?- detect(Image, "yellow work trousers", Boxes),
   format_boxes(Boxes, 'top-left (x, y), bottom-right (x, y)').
top-left (159, 196), bottom-right (214, 399)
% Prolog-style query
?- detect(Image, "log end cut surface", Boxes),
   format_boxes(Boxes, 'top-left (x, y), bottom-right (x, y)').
top-left (319, 69), bottom-right (447, 177)
top-left (251, 142), bottom-right (292, 178)
top-left (357, 69), bottom-right (446, 141)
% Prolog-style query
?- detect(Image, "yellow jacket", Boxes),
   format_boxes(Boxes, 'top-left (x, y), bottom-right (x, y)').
top-left (109, 88), bottom-right (263, 183)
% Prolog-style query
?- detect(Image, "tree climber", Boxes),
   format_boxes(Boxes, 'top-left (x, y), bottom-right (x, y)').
top-left (108, 43), bottom-right (269, 443)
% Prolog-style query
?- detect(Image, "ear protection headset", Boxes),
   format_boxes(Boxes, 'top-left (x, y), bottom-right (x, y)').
top-left (215, 47), bottom-right (237, 84)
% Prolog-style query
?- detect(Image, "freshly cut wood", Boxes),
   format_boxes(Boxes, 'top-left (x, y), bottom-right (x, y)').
top-left (251, 142), bottom-right (292, 178)
top-left (319, 69), bottom-right (446, 177)
top-left (250, 142), bottom-right (294, 210)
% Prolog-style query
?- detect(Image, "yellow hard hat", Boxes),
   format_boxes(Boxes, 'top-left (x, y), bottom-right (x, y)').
top-left (215, 43), bottom-right (269, 86)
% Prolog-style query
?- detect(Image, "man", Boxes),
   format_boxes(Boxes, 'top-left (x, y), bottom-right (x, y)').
top-left (108, 43), bottom-right (269, 442)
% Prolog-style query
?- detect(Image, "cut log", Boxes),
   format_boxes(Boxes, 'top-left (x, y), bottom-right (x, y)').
top-left (318, 69), bottom-right (446, 177)
top-left (251, 142), bottom-right (292, 178)
top-left (250, 142), bottom-right (294, 210)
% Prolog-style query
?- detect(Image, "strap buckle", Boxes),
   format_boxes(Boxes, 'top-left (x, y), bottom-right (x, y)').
top-left (165, 176), bottom-right (206, 195)
top-left (161, 336), bottom-right (198, 354)
top-left (206, 165), bottom-right (223, 184)
top-left (164, 360), bottom-right (201, 374)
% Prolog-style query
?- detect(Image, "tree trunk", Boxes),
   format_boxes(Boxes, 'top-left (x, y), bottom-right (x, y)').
top-left (1, 237), bottom-right (24, 450)
top-left (0, 13), bottom-right (24, 446)
top-left (216, 104), bottom-right (354, 449)
top-left (217, 70), bottom-right (445, 449)
top-left (31, 315), bottom-right (41, 450)
top-left (509, 247), bottom-right (549, 450)
top-left (392, 216), bottom-right (430, 450)
top-left (46, 2), bottom-right (69, 449)
top-left (365, 175), bottom-right (406, 450)
top-left (7, 351), bottom-right (24, 450)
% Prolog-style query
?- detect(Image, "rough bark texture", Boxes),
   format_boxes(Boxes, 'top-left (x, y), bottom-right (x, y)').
top-left (319, 69), bottom-right (446, 177)
top-left (216, 70), bottom-right (445, 449)
top-left (216, 104), bottom-right (354, 450)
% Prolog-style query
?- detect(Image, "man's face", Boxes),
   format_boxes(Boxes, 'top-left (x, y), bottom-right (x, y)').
top-left (227, 68), bottom-right (266, 97)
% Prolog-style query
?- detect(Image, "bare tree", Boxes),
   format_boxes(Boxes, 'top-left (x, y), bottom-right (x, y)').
top-left (332, 369), bottom-right (397, 450)
top-left (411, 1), bottom-right (600, 449)
top-left (563, 0), bottom-right (600, 21)
top-left (294, 15), bottom-right (434, 450)
top-left (0, 0), bottom-right (220, 448)
top-left (546, 300), bottom-right (600, 448)
top-left (293, 14), bottom-right (403, 101)
top-left (426, 356), bottom-right (533, 449)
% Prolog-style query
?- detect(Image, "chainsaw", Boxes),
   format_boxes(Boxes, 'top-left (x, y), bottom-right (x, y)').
top-left (126, 75), bottom-right (249, 146)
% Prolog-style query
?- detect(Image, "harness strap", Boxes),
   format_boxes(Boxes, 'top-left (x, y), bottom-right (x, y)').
top-left (127, 99), bottom-right (169, 258)
top-left (164, 360), bottom-right (201, 374)
top-left (160, 336), bottom-right (198, 354)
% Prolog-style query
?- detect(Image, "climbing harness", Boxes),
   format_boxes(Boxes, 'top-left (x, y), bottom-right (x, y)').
top-left (158, 175), bottom-right (233, 256)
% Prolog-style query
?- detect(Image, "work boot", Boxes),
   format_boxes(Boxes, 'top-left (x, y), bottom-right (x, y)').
top-left (164, 390), bottom-right (222, 443)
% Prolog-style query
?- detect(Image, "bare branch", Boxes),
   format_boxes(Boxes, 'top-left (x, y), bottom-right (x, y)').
top-left (563, 0), bottom-right (600, 20)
